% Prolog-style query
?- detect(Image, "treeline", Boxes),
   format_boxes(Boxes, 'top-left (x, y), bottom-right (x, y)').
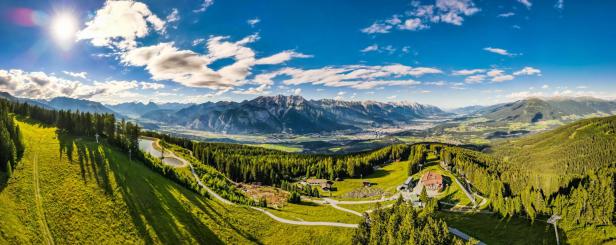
top-left (353, 198), bottom-right (470, 245)
top-left (0, 98), bottom-right (213, 200)
top-left (160, 141), bottom-right (256, 205)
top-left (0, 101), bottom-right (25, 178)
top-left (144, 131), bottom-right (413, 185)
top-left (280, 180), bottom-right (320, 197)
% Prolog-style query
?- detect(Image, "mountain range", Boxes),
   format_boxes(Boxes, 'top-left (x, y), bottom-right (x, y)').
top-left (472, 97), bottom-right (616, 123)
top-left (3, 90), bottom-right (616, 134)
top-left (142, 95), bottom-right (449, 134)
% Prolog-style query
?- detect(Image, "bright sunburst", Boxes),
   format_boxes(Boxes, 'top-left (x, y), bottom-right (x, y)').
top-left (50, 12), bottom-right (77, 49)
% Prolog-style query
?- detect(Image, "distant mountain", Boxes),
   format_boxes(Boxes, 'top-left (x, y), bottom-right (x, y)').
top-left (0, 91), bottom-right (52, 109)
top-left (44, 97), bottom-right (118, 115)
top-left (448, 105), bottom-right (486, 115)
top-left (142, 95), bottom-right (449, 134)
top-left (474, 97), bottom-right (616, 123)
top-left (107, 102), bottom-right (193, 118)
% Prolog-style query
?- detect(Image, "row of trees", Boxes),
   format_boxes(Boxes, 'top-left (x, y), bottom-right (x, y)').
top-left (143, 131), bottom-right (415, 185)
top-left (0, 99), bottom-right (216, 201)
top-left (353, 197), bottom-right (470, 245)
top-left (0, 100), bottom-right (25, 178)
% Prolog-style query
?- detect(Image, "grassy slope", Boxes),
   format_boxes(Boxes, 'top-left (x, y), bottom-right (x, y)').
top-left (436, 212), bottom-right (556, 245)
top-left (325, 160), bottom-right (409, 199)
top-left (268, 201), bottom-right (362, 224)
top-left (0, 120), bottom-right (353, 244)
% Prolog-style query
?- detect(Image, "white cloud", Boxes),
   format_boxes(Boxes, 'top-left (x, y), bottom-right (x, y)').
top-left (498, 12), bottom-right (515, 18)
top-left (555, 0), bottom-right (564, 9)
top-left (337, 91), bottom-right (347, 96)
top-left (517, 0), bottom-right (532, 8)
top-left (419, 90), bottom-right (432, 94)
top-left (121, 34), bottom-right (310, 91)
top-left (361, 22), bottom-right (392, 34)
top-left (256, 64), bottom-right (438, 90)
top-left (513, 66), bottom-right (541, 76)
top-left (293, 88), bottom-right (302, 95)
top-left (465, 74), bottom-right (486, 84)
top-left (247, 18), bottom-right (260, 27)
top-left (484, 47), bottom-right (516, 56)
top-left (192, 38), bottom-right (205, 46)
top-left (426, 80), bottom-right (447, 86)
top-left (452, 69), bottom-right (485, 76)
top-left (491, 75), bottom-right (515, 83)
top-left (362, 0), bottom-right (480, 34)
top-left (361, 44), bottom-right (379, 52)
top-left (542, 84), bottom-right (549, 89)
top-left (246, 64), bottom-right (436, 91)
top-left (194, 0), bottom-right (214, 13)
top-left (399, 18), bottom-right (427, 31)
top-left (62, 71), bottom-right (88, 79)
top-left (77, 0), bottom-right (165, 50)
top-left (0, 69), bottom-right (159, 103)
top-left (387, 95), bottom-right (397, 100)
top-left (255, 50), bottom-right (312, 65)
top-left (507, 91), bottom-right (543, 100)
top-left (139, 82), bottom-right (165, 90)
top-left (486, 69), bottom-right (505, 77)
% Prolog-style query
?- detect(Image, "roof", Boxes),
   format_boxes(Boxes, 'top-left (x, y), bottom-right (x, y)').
top-left (306, 178), bottom-right (327, 184)
top-left (403, 177), bottom-right (413, 185)
top-left (421, 171), bottom-right (443, 186)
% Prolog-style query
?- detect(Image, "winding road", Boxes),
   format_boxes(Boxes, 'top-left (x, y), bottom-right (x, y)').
top-left (140, 138), bottom-right (487, 241)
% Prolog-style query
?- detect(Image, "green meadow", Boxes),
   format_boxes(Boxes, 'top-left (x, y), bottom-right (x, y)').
top-left (0, 120), bottom-right (353, 244)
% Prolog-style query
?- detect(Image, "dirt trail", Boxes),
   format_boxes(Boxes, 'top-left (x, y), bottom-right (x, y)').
top-left (32, 141), bottom-right (55, 245)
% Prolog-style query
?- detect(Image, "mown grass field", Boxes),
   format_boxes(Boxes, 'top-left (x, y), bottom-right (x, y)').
top-left (247, 143), bottom-right (303, 153)
top-left (0, 120), bottom-right (354, 244)
top-left (411, 164), bottom-right (472, 206)
top-left (323, 160), bottom-right (409, 199)
top-left (267, 201), bottom-right (362, 224)
top-left (337, 200), bottom-right (397, 213)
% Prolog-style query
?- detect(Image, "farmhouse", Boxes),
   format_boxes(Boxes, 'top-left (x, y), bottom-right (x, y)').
top-left (420, 171), bottom-right (443, 191)
top-left (306, 178), bottom-right (334, 190)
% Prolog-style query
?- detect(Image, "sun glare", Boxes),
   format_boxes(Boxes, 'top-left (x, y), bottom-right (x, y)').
top-left (50, 12), bottom-right (77, 49)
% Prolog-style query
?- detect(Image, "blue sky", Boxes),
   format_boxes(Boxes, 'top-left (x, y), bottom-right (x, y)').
top-left (0, 0), bottom-right (614, 108)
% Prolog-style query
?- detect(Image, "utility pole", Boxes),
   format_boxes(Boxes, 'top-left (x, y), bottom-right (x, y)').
top-left (128, 149), bottom-right (132, 162)
top-left (95, 133), bottom-right (99, 144)
top-left (547, 214), bottom-right (562, 245)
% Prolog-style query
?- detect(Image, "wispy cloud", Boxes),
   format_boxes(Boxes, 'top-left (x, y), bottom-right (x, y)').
top-left (62, 71), bottom-right (88, 79)
top-left (483, 47), bottom-right (517, 57)
top-left (517, 0), bottom-right (532, 8)
top-left (247, 18), bottom-right (260, 27)
top-left (361, 0), bottom-right (480, 34)
top-left (498, 12), bottom-right (515, 18)
top-left (194, 0), bottom-right (214, 13)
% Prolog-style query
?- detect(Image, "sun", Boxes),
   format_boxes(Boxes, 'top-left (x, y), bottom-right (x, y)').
top-left (50, 12), bottom-right (78, 49)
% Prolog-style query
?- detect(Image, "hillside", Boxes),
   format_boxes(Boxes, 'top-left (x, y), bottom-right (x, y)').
top-left (475, 97), bottom-right (616, 123)
top-left (142, 95), bottom-right (448, 134)
top-left (490, 115), bottom-right (616, 193)
top-left (107, 102), bottom-right (193, 118)
top-left (0, 119), bottom-right (352, 244)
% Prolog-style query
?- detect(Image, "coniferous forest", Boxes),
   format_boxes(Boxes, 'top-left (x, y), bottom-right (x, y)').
top-left (2, 96), bottom-right (615, 243)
